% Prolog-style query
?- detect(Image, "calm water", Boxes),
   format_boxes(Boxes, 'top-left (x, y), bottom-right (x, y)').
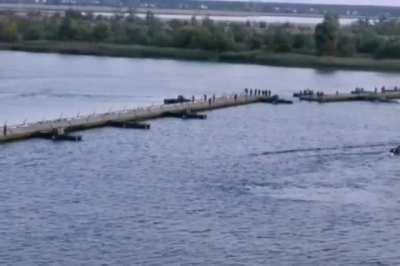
top-left (1, 51), bottom-right (400, 265)
top-left (151, 14), bottom-right (358, 26)
top-left (98, 12), bottom-right (357, 26)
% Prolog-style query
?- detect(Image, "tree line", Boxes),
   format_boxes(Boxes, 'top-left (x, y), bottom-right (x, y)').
top-left (0, 10), bottom-right (400, 59)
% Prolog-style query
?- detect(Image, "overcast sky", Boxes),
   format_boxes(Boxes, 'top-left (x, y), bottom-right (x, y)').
top-left (227, 0), bottom-right (400, 7)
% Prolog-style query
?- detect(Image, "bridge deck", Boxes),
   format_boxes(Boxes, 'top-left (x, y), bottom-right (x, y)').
top-left (299, 91), bottom-right (400, 103)
top-left (0, 94), bottom-right (269, 143)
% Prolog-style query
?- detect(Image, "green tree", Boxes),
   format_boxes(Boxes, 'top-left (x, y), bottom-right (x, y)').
top-left (125, 26), bottom-right (148, 44)
top-left (230, 23), bottom-right (247, 43)
top-left (43, 18), bottom-right (60, 40)
top-left (149, 29), bottom-right (173, 47)
top-left (213, 29), bottom-right (235, 51)
top-left (314, 14), bottom-right (339, 55)
top-left (172, 26), bottom-right (193, 47)
top-left (357, 31), bottom-right (382, 54)
top-left (190, 16), bottom-right (197, 26)
top-left (293, 34), bottom-right (307, 49)
top-left (22, 25), bottom-right (41, 41)
top-left (259, 21), bottom-right (267, 28)
top-left (0, 22), bottom-right (18, 42)
top-left (273, 29), bottom-right (292, 53)
top-left (145, 11), bottom-right (155, 25)
top-left (169, 19), bottom-right (184, 29)
top-left (188, 27), bottom-right (214, 49)
top-left (337, 34), bottom-right (356, 57)
top-left (92, 22), bottom-right (109, 41)
top-left (247, 32), bottom-right (263, 50)
top-left (375, 38), bottom-right (400, 59)
top-left (58, 17), bottom-right (77, 40)
top-left (65, 9), bottom-right (83, 19)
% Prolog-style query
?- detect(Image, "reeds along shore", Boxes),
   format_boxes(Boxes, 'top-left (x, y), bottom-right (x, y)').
top-left (4, 41), bottom-right (400, 72)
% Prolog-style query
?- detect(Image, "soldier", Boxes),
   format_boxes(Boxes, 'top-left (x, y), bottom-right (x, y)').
top-left (3, 123), bottom-right (6, 136)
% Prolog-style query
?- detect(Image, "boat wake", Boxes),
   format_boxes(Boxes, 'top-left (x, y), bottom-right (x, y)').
top-left (254, 142), bottom-right (398, 157)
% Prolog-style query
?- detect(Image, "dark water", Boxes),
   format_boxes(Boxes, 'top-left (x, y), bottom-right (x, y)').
top-left (1, 51), bottom-right (400, 265)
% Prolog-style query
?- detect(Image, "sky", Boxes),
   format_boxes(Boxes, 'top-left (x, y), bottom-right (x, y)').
top-left (227, 0), bottom-right (400, 7)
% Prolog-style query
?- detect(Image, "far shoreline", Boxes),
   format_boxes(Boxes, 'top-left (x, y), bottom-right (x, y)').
top-left (2, 41), bottom-right (400, 73)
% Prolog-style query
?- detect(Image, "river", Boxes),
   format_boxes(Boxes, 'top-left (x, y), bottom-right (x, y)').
top-left (152, 14), bottom-right (358, 26)
top-left (102, 12), bottom-right (358, 26)
top-left (1, 51), bottom-right (400, 265)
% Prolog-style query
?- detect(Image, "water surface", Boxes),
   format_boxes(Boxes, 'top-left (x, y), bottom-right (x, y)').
top-left (134, 13), bottom-right (357, 25)
top-left (1, 51), bottom-right (400, 265)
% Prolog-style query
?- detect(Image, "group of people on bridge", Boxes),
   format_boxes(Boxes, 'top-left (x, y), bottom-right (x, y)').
top-left (201, 94), bottom-right (218, 105)
top-left (244, 88), bottom-right (272, 97)
top-left (295, 86), bottom-right (400, 98)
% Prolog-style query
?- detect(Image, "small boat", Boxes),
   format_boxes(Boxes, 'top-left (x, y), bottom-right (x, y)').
top-left (52, 135), bottom-right (82, 142)
top-left (162, 111), bottom-right (207, 120)
top-left (262, 95), bottom-right (293, 104)
top-left (293, 89), bottom-right (314, 98)
top-left (163, 95), bottom-right (191, 105)
top-left (34, 129), bottom-right (82, 142)
top-left (390, 146), bottom-right (400, 155)
top-left (108, 121), bottom-right (150, 129)
top-left (272, 98), bottom-right (293, 104)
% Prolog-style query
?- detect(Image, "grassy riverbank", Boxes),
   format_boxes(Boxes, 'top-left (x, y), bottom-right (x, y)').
top-left (2, 41), bottom-right (400, 72)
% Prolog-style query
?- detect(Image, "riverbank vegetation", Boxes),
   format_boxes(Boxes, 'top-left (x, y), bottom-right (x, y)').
top-left (2, 10), bottom-right (400, 70)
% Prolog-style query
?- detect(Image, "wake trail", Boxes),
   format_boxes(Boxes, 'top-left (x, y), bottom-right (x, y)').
top-left (257, 142), bottom-right (398, 156)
